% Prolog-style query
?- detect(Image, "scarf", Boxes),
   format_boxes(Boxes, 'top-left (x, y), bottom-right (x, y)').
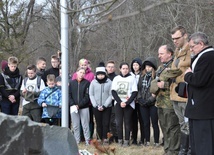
top-left (96, 75), bottom-right (107, 84)
top-left (4, 66), bottom-right (20, 78)
top-left (142, 72), bottom-right (152, 91)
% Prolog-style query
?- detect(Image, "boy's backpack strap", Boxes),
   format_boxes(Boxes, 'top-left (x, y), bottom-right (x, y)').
top-left (24, 76), bottom-right (41, 89)
top-left (24, 77), bottom-right (28, 87)
top-left (37, 76), bottom-right (41, 89)
top-left (45, 88), bottom-right (58, 100)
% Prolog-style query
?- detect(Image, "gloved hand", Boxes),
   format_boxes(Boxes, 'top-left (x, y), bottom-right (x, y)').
top-left (175, 82), bottom-right (187, 98)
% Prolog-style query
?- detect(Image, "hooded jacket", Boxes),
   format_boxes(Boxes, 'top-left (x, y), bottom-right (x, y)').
top-left (142, 57), bottom-right (158, 70)
top-left (130, 58), bottom-right (143, 73)
top-left (137, 57), bottom-right (157, 100)
top-left (130, 58), bottom-right (143, 83)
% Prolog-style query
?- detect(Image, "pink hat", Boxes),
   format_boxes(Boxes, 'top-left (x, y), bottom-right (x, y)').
top-left (1, 60), bottom-right (8, 71)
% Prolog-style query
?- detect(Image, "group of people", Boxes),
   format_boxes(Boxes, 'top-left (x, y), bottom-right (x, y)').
top-left (0, 25), bottom-right (214, 155)
top-left (149, 26), bottom-right (214, 155)
top-left (0, 55), bottom-right (62, 125)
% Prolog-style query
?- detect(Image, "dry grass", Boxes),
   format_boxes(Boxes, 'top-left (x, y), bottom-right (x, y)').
top-left (18, 105), bottom-right (164, 155)
top-left (78, 142), bottom-right (164, 155)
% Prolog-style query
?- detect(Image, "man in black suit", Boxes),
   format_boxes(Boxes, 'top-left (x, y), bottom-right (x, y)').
top-left (184, 32), bottom-right (214, 155)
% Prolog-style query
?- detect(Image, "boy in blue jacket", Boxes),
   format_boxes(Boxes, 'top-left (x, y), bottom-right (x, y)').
top-left (38, 74), bottom-right (61, 125)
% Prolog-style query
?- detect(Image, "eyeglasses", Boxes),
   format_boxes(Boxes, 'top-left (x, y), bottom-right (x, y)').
top-left (189, 44), bottom-right (198, 49)
top-left (172, 35), bottom-right (183, 41)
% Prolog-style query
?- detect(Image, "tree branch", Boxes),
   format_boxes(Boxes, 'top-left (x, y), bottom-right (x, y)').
top-left (76, 0), bottom-right (176, 28)
top-left (67, 0), bottom-right (115, 13)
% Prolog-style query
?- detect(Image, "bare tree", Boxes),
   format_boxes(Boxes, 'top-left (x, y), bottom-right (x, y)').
top-left (0, 0), bottom-right (45, 65)
top-left (5, 0), bottom-right (213, 74)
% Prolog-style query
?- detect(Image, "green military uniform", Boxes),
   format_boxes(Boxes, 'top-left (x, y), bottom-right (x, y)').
top-left (155, 62), bottom-right (180, 155)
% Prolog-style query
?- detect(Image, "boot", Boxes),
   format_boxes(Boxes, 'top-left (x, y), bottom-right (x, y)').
top-left (118, 139), bottom-right (123, 146)
top-left (114, 136), bottom-right (118, 143)
top-left (122, 140), bottom-right (129, 147)
top-left (187, 145), bottom-right (191, 155)
top-left (178, 133), bottom-right (189, 155)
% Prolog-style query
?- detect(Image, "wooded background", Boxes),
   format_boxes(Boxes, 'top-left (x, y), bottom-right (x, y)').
top-left (0, 0), bottom-right (214, 74)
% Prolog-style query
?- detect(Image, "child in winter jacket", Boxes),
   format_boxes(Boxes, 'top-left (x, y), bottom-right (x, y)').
top-left (38, 74), bottom-right (61, 125)
top-left (89, 62), bottom-right (112, 144)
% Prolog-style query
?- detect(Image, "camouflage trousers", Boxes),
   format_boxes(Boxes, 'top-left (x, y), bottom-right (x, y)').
top-left (158, 108), bottom-right (180, 155)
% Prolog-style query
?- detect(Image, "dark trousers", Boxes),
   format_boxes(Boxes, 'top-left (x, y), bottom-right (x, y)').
top-left (158, 108), bottom-right (180, 155)
top-left (115, 103), bottom-right (133, 140)
top-left (140, 105), bottom-right (159, 143)
top-left (1, 98), bottom-right (20, 115)
top-left (42, 118), bottom-right (59, 126)
top-left (189, 118), bottom-right (214, 155)
top-left (93, 107), bottom-right (112, 139)
top-left (110, 106), bottom-right (118, 137)
top-left (22, 101), bottom-right (42, 122)
top-left (89, 105), bottom-right (94, 138)
top-left (132, 103), bottom-right (145, 142)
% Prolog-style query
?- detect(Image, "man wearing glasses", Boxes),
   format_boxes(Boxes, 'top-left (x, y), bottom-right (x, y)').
top-left (170, 26), bottom-right (191, 155)
top-left (185, 32), bottom-right (214, 155)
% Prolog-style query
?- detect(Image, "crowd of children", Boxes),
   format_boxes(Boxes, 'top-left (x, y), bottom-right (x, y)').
top-left (0, 54), bottom-right (162, 148)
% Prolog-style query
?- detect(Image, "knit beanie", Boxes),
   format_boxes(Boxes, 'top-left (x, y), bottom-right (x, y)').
top-left (1, 60), bottom-right (8, 71)
top-left (96, 62), bottom-right (106, 75)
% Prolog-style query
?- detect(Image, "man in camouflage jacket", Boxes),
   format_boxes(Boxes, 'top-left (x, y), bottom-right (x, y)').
top-left (155, 45), bottom-right (180, 155)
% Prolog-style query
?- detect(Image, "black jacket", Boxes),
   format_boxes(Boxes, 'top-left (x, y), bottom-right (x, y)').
top-left (184, 46), bottom-right (214, 119)
top-left (69, 78), bottom-right (90, 109)
top-left (0, 67), bottom-right (22, 100)
top-left (42, 67), bottom-right (59, 85)
top-left (107, 72), bottom-right (117, 81)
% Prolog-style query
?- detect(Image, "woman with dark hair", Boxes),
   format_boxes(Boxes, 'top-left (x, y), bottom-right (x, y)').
top-left (111, 62), bottom-right (138, 147)
top-left (137, 57), bottom-right (160, 147)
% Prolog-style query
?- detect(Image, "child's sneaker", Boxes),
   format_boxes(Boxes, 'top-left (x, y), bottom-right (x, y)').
top-left (154, 143), bottom-right (160, 147)
top-left (145, 141), bottom-right (150, 146)
top-left (85, 141), bottom-right (90, 146)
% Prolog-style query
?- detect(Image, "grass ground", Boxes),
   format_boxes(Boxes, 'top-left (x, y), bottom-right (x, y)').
top-left (18, 106), bottom-right (164, 155)
top-left (78, 141), bottom-right (164, 155)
